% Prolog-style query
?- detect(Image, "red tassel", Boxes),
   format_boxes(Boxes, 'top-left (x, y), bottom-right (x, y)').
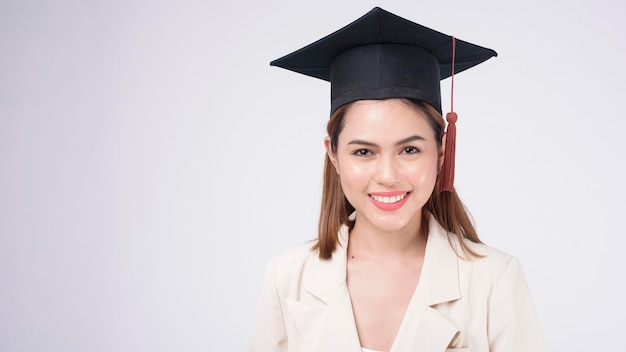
top-left (440, 35), bottom-right (457, 192)
top-left (440, 112), bottom-right (457, 192)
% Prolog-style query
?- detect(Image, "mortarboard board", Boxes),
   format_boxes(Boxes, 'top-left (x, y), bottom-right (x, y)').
top-left (270, 6), bottom-right (497, 114)
top-left (270, 7), bottom-right (497, 191)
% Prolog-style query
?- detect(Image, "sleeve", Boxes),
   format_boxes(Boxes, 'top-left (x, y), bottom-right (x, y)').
top-left (247, 258), bottom-right (288, 352)
top-left (487, 257), bottom-right (547, 352)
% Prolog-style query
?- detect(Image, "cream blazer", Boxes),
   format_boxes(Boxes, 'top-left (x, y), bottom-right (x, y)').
top-left (248, 215), bottom-right (546, 352)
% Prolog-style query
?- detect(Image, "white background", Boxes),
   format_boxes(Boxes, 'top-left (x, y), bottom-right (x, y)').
top-left (1, 0), bottom-right (624, 351)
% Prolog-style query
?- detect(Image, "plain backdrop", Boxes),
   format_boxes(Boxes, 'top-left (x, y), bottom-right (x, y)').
top-left (1, 0), bottom-right (625, 351)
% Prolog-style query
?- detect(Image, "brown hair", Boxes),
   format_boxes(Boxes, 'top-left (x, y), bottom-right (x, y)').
top-left (313, 98), bottom-right (482, 260)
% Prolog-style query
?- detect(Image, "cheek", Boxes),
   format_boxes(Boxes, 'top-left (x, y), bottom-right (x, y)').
top-left (337, 160), bottom-right (369, 185)
top-left (335, 155), bottom-right (376, 195)
top-left (402, 158), bottom-right (439, 184)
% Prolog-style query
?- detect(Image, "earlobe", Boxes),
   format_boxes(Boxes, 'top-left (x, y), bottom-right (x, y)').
top-left (323, 136), bottom-right (340, 173)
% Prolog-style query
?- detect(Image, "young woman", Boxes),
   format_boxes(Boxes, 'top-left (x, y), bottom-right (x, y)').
top-left (249, 7), bottom-right (545, 352)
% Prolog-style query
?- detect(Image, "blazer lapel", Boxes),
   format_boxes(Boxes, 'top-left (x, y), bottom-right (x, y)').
top-left (287, 215), bottom-right (463, 352)
top-left (286, 225), bottom-right (362, 352)
top-left (390, 215), bottom-right (463, 352)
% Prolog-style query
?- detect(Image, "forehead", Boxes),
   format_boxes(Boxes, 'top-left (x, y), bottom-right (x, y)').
top-left (340, 99), bottom-right (435, 141)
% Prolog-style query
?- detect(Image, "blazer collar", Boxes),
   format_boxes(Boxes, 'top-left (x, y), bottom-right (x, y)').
top-left (301, 213), bottom-right (461, 305)
top-left (290, 214), bottom-right (462, 352)
top-left (388, 214), bottom-right (462, 351)
top-left (299, 223), bottom-right (350, 304)
top-left (419, 214), bottom-right (462, 306)
top-left (287, 224), bottom-right (362, 351)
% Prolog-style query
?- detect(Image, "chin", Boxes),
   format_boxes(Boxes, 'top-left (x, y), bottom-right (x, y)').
top-left (367, 212), bottom-right (421, 233)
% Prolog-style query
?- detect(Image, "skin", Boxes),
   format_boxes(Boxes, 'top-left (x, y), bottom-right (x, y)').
top-left (324, 98), bottom-right (445, 351)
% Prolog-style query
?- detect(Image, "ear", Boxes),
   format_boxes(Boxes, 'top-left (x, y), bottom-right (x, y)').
top-left (324, 136), bottom-right (339, 173)
top-left (438, 133), bottom-right (446, 173)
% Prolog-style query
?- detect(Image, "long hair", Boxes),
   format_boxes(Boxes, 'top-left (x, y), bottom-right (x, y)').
top-left (314, 99), bottom-right (482, 260)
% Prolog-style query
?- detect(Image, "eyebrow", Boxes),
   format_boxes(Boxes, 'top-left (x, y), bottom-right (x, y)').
top-left (347, 135), bottom-right (426, 147)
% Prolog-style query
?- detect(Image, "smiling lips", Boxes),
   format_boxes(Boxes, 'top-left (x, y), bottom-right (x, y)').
top-left (368, 191), bottom-right (410, 211)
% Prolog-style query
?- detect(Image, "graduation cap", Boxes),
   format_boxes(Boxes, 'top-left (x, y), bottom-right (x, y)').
top-left (271, 7), bottom-right (497, 191)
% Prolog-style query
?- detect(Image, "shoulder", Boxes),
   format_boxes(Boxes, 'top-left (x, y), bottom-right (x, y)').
top-left (269, 223), bottom-right (348, 274)
top-left (271, 241), bottom-right (319, 269)
top-left (265, 241), bottom-right (321, 288)
top-left (428, 215), bottom-right (520, 276)
top-left (463, 239), bottom-right (516, 265)
top-left (265, 239), bottom-right (347, 298)
top-left (453, 236), bottom-right (527, 285)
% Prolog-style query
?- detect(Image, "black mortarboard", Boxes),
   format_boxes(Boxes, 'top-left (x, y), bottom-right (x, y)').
top-left (271, 7), bottom-right (497, 192)
top-left (270, 7), bottom-right (497, 114)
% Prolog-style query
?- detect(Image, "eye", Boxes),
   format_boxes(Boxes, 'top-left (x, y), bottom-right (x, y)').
top-left (353, 149), bottom-right (373, 157)
top-left (401, 146), bottom-right (420, 154)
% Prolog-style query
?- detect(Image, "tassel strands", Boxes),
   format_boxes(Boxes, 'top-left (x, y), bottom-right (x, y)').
top-left (440, 111), bottom-right (457, 192)
top-left (440, 36), bottom-right (458, 192)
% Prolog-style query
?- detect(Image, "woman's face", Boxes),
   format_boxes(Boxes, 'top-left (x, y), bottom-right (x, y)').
top-left (326, 99), bottom-right (443, 234)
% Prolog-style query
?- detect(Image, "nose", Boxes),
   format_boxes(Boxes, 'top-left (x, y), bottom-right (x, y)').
top-left (374, 155), bottom-right (399, 187)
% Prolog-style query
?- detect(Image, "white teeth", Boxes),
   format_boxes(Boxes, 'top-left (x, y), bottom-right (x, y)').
top-left (370, 193), bottom-right (407, 204)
